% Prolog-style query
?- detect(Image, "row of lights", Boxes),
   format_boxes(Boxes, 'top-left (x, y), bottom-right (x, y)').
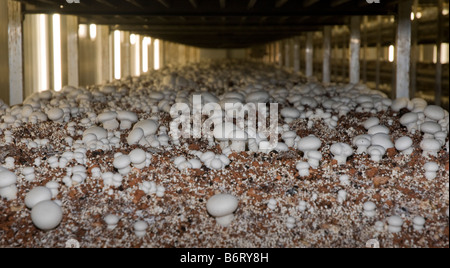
top-left (41, 17), bottom-right (161, 92)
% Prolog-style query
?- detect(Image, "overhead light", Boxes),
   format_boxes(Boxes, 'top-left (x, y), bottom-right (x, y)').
top-left (389, 45), bottom-right (395, 63)
top-left (130, 34), bottom-right (137, 45)
top-left (410, 12), bottom-right (415, 20)
top-left (114, 30), bottom-right (121, 80)
top-left (142, 37), bottom-right (150, 73)
top-left (52, 14), bottom-right (62, 91)
top-left (154, 39), bottom-right (160, 70)
top-left (134, 34), bottom-right (140, 76)
top-left (416, 12), bottom-right (422, 19)
top-left (89, 24), bottom-right (97, 40)
top-left (37, 14), bottom-right (49, 92)
top-left (78, 24), bottom-right (88, 39)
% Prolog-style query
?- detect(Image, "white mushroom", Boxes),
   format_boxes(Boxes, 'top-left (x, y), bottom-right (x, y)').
top-left (25, 186), bottom-right (53, 209)
top-left (363, 201), bottom-right (377, 217)
top-left (371, 133), bottom-right (394, 150)
top-left (363, 117), bottom-right (380, 130)
top-left (420, 121), bottom-right (442, 139)
top-left (368, 145), bottom-right (386, 162)
top-left (282, 131), bottom-right (297, 148)
top-left (424, 162), bottom-right (439, 180)
top-left (127, 128), bottom-right (144, 145)
top-left (368, 125), bottom-right (390, 135)
top-left (134, 221), bottom-right (148, 238)
top-left (420, 138), bottom-right (442, 157)
top-left (229, 129), bottom-right (248, 153)
top-left (104, 214), bottom-right (120, 230)
top-left (400, 112), bottom-right (419, 133)
top-left (353, 135), bottom-right (372, 154)
top-left (413, 216), bottom-right (426, 232)
top-left (387, 216), bottom-right (404, 233)
top-left (330, 143), bottom-right (353, 165)
top-left (47, 108), bottom-right (64, 122)
top-left (297, 135), bottom-right (322, 156)
top-left (395, 136), bottom-right (414, 155)
top-left (0, 170), bottom-right (18, 200)
top-left (117, 111), bottom-right (138, 130)
top-left (424, 105), bottom-right (445, 121)
top-left (307, 151), bottom-right (322, 169)
top-left (281, 107), bottom-right (301, 123)
top-left (206, 194), bottom-right (239, 227)
top-left (129, 149), bottom-right (146, 169)
top-left (31, 200), bottom-right (63, 231)
top-left (296, 162), bottom-right (310, 177)
top-left (133, 119), bottom-right (159, 137)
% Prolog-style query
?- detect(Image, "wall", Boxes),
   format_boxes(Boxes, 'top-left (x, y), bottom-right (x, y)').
top-left (199, 48), bottom-right (246, 60)
top-left (0, 0), bottom-right (9, 104)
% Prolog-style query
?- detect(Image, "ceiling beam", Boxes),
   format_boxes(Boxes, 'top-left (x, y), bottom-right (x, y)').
top-left (220, 0), bottom-right (226, 9)
top-left (275, 0), bottom-right (289, 8)
top-left (189, 0), bottom-right (198, 9)
top-left (156, 0), bottom-right (170, 8)
top-left (303, 0), bottom-right (320, 8)
top-left (248, 0), bottom-right (257, 9)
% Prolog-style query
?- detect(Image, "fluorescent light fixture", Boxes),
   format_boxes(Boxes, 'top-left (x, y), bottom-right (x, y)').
top-left (142, 37), bottom-right (151, 73)
top-left (89, 24), bottom-right (97, 40)
top-left (410, 12), bottom-right (415, 20)
top-left (114, 30), bottom-right (121, 80)
top-left (130, 34), bottom-right (137, 45)
top-left (416, 12), bottom-right (422, 19)
top-left (52, 14), bottom-right (62, 91)
top-left (135, 34), bottom-right (140, 76)
top-left (78, 24), bottom-right (88, 39)
top-left (154, 39), bottom-right (160, 70)
top-left (37, 14), bottom-right (49, 92)
top-left (388, 45), bottom-right (395, 63)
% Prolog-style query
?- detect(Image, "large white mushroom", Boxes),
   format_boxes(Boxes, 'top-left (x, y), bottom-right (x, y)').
top-left (206, 194), bottom-right (239, 227)
top-left (330, 143), bottom-right (354, 165)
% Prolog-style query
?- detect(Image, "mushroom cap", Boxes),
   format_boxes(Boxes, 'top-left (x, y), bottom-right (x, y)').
top-left (113, 155), bottom-right (131, 170)
top-left (400, 112), bottom-right (419, 126)
top-left (223, 92), bottom-right (245, 101)
top-left (420, 122), bottom-right (442, 134)
top-left (395, 136), bottom-right (413, 151)
top-left (297, 135), bottom-right (322, 152)
top-left (246, 91), bottom-right (270, 104)
top-left (282, 131), bottom-right (297, 140)
top-left (424, 162), bottom-right (439, 172)
top-left (229, 129), bottom-right (248, 141)
top-left (296, 162), bottom-right (310, 170)
top-left (129, 149), bottom-right (146, 164)
top-left (133, 119), bottom-right (159, 137)
top-left (210, 158), bottom-right (224, 170)
top-left (97, 111), bottom-right (118, 123)
top-left (371, 133), bottom-right (394, 150)
top-left (424, 105), bottom-right (445, 121)
top-left (388, 216), bottom-right (404, 227)
top-left (214, 122), bottom-right (237, 140)
top-left (363, 201), bottom-right (377, 211)
top-left (330, 143), bottom-right (354, 157)
top-left (149, 92), bottom-right (165, 101)
top-left (0, 171), bottom-right (18, 188)
top-left (104, 214), bottom-right (120, 225)
top-left (280, 107), bottom-right (301, 119)
top-left (200, 151), bottom-right (216, 163)
top-left (307, 150), bottom-right (322, 160)
top-left (31, 201), bottom-right (63, 231)
top-left (134, 220), bottom-right (148, 231)
top-left (206, 194), bottom-right (239, 217)
top-left (413, 216), bottom-right (426, 226)
top-left (353, 135), bottom-right (372, 146)
top-left (391, 98), bottom-right (409, 112)
top-left (368, 145), bottom-right (386, 155)
top-left (127, 128), bottom-right (144, 145)
top-left (22, 167), bottom-right (35, 176)
top-left (25, 186), bottom-right (53, 209)
top-left (47, 108), bottom-right (64, 121)
top-left (363, 117), bottom-right (380, 130)
top-left (368, 125), bottom-right (390, 135)
top-left (83, 126), bottom-right (108, 140)
top-left (420, 139), bottom-right (442, 151)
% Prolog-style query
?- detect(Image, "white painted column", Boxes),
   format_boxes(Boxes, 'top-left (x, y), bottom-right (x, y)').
top-left (396, 0), bottom-right (412, 99)
top-left (66, 15), bottom-right (79, 87)
top-left (293, 38), bottom-right (300, 73)
top-left (122, 32), bottom-right (130, 78)
top-left (435, 0), bottom-right (443, 106)
top-left (96, 25), bottom-right (110, 84)
top-left (306, 32), bottom-right (314, 78)
top-left (323, 26), bottom-right (332, 84)
top-left (285, 40), bottom-right (290, 68)
top-left (8, 0), bottom-right (23, 105)
top-left (349, 16), bottom-right (361, 85)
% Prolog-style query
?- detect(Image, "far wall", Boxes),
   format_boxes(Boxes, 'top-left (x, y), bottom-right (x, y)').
top-left (199, 49), bottom-right (247, 60)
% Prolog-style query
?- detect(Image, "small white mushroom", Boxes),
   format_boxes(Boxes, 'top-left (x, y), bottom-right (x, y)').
top-left (267, 199), bottom-right (278, 210)
top-left (281, 107), bottom-right (301, 123)
top-left (296, 162), bottom-right (310, 177)
top-left (104, 214), bottom-right (120, 230)
top-left (113, 155), bottom-right (131, 175)
top-left (206, 194), bottom-right (239, 227)
top-left (368, 125), bottom-right (390, 135)
top-left (368, 145), bottom-right (386, 162)
top-left (420, 121), bottom-right (442, 138)
top-left (297, 135), bottom-right (322, 156)
top-left (45, 181), bottom-right (60, 198)
top-left (363, 201), bottom-right (377, 217)
top-left (395, 136), bottom-right (414, 155)
top-left (0, 170), bottom-right (18, 200)
top-left (229, 129), bottom-right (248, 153)
top-left (31, 200), bottom-right (63, 231)
top-left (47, 108), bottom-right (64, 122)
top-left (420, 138), bottom-right (442, 157)
top-left (400, 112), bottom-right (419, 133)
top-left (387, 216), bottom-right (404, 233)
top-left (127, 128), bottom-right (144, 145)
top-left (129, 149), bottom-right (146, 169)
top-left (413, 216), bottom-right (426, 232)
top-left (353, 135), bottom-right (372, 154)
top-left (306, 151), bottom-right (322, 169)
top-left (337, 190), bottom-right (347, 204)
top-left (339, 175), bottom-right (351, 186)
top-left (133, 119), bottom-right (159, 137)
top-left (424, 105), bottom-right (445, 121)
top-left (282, 131), bottom-right (297, 148)
top-left (117, 111), bottom-right (138, 130)
top-left (330, 143), bottom-right (353, 165)
top-left (363, 117), bottom-right (380, 130)
top-left (25, 186), bottom-right (53, 209)
top-left (134, 221), bottom-right (148, 238)
top-left (286, 217), bottom-right (296, 229)
top-left (424, 162), bottom-right (439, 180)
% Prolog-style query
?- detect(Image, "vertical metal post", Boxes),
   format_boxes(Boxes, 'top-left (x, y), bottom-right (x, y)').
top-left (294, 38), bottom-right (300, 73)
top-left (342, 30), bottom-right (347, 82)
top-left (66, 15), bottom-right (79, 87)
top-left (306, 32), bottom-right (314, 77)
top-left (7, 0), bottom-right (23, 105)
top-left (323, 26), bottom-right (332, 84)
top-left (435, 0), bottom-right (443, 106)
top-left (350, 16), bottom-right (361, 85)
top-left (376, 16), bottom-right (382, 91)
top-left (97, 25), bottom-right (110, 83)
top-left (396, 0), bottom-right (412, 99)
top-left (362, 16), bottom-right (368, 84)
top-left (122, 32), bottom-right (130, 78)
top-left (410, 0), bottom-right (418, 98)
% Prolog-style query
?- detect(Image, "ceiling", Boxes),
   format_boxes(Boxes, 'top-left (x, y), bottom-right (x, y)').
top-left (17, 0), bottom-right (401, 48)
